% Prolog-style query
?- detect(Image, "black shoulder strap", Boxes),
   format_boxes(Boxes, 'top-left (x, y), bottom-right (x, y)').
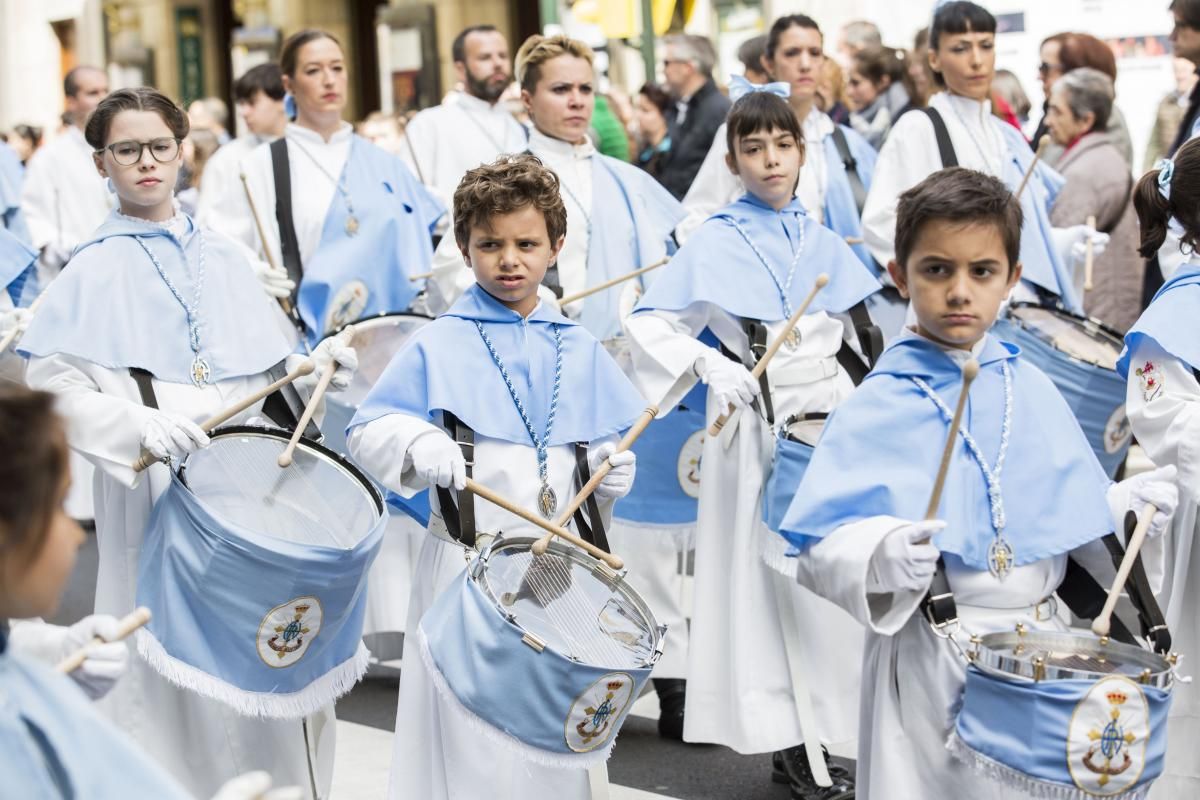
top-left (572, 443), bottom-right (610, 553)
top-left (920, 108), bottom-right (959, 168)
top-left (434, 411), bottom-right (477, 549)
top-left (1102, 515), bottom-right (1172, 653)
top-left (743, 319), bottom-right (774, 426)
top-left (829, 126), bottom-right (868, 217)
top-left (270, 139), bottom-right (304, 306)
top-left (129, 368), bottom-right (158, 410)
top-left (835, 300), bottom-right (883, 386)
top-left (1057, 555), bottom-right (1138, 646)
top-left (261, 359), bottom-right (321, 440)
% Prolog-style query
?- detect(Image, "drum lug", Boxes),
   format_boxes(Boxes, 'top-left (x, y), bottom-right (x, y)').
top-left (1168, 652), bottom-right (1179, 667)
top-left (968, 634), bottom-right (982, 662)
top-left (521, 632), bottom-right (547, 653)
top-left (1139, 668), bottom-right (1153, 685)
top-left (1033, 656), bottom-right (1046, 682)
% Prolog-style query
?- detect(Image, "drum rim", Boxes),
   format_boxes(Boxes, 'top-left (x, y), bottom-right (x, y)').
top-left (778, 411), bottom-right (828, 443)
top-left (472, 535), bottom-right (664, 666)
top-left (325, 309), bottom-right (433, 342)
top-left (971, 629), bottom-right (1174, 688)
top-left (1002, 302), bottom-right (1124, 368)
top-left (180, 424), bottom-right (385, 516)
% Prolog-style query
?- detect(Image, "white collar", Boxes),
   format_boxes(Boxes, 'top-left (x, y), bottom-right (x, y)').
top-left (529, 128), bottom-right (595, 161)
top-left (902, 325), bottom-right (988, 364)
top-left (456, 92), bottom-right (502, 115)
top-left (286, 121), bottom-right (353, 147)
top-left (937, 92), bottom-right (994, 127)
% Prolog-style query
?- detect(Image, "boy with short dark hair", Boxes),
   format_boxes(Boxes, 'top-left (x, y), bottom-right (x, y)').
top-left (778, 166), bottom-right (1179, 797)
top-left (348, 153), bottom-right (646, 800)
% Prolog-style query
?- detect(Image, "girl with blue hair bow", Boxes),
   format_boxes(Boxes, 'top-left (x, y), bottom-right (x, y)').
top-left (1119, 138), bottom-right (1200, 796)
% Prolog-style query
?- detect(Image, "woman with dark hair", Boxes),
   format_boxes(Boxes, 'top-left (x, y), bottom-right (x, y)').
top-left (847, 47), bottom-right (912, 149)
top-left (633, 82), bottom-right (672, 178)
top-left (862, 0), bottom-right (1106, 317)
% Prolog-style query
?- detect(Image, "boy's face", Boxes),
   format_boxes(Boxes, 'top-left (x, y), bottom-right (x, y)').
top-left (888, 218), bottom-right (1022, 350)
top-left (460, 204), bottom-right (564, 317)
top-left (725, 126), bottom-right (804, 211)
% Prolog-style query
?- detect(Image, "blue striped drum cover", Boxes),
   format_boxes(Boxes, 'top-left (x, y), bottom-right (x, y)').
top-left (991, 304), bottom-right (1132, 478)
top-left (762, 414), bottom-right (827, 533)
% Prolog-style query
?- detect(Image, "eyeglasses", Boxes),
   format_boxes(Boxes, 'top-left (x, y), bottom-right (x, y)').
top-left (1037, 62), bottom-right (1062, 76)
top-left (96, 137), bottom-right (181, 166)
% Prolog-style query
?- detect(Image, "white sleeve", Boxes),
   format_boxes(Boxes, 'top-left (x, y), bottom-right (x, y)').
top-left (19, 150), bottom-right (60, 252)
top-left (792, 515), bottom-right (929, 634)
top-left (347, 412), bottom-right (445, 497)
top-left (1125, 337), bottom-right (1200, 493)
top-left (626, 304), bottom-right (716, 409)
top-left (677, 133), bottom-right (740, 243)
top-left (861, 111), bottom-right (944, 268)
top-left (425, 232), bottom-right (475, 314)
top-left (25, 354), bottom-right (158, 489)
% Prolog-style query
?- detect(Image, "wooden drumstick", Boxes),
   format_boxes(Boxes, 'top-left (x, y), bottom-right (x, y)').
top-left (921, 360), bottom-right (980, 538)
top-left (56, 607), bottom-right (151, 673)
top-left (844, 236), bottom-right (864, 246)
top-left (410, 271), bottom-right (434, 281)
top-left (709, 273), bottom-right (830, 436)
top-left (1083, 214), bottom-right (1097, 292)
top-left (240, 172), bottom-right (297, 319)
top-left (1092, 503), bottom-right (1157, 638)
top-left (464, 478), bottom-right (624, 570)
top-left (557, 258), bottom-right (670, 307)
top-left (529, 406), bottom-right (660, 557)
top-left (1014, 135), bottom-right (1051, 201)
top-left (278, 326), bottom-right (356, 468)
top-left (0, 291), bottom-right (46, 353)
top-left (131, 360), bottom-right (316, 473)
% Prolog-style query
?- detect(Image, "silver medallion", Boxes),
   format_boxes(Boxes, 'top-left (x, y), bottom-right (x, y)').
top-left (190, 356), bottom-right (211, 388)
top-left (344, 215), bottom-right (360, 237)
top-left (784, 328), bottom-right (802, 351)
top-left (538, 483), bottom-right (558, 520)
top-left (987, 536), bottom-right (1015, 581)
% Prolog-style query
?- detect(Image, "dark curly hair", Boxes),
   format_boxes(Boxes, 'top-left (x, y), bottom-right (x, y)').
top-left (1135, 137), bottom-right (1200, 258)
top-left (85, 87), bottom-right (189, 150)
top-left (0, 388), bottom-right (68, 571)
top-left (453, 154), bottom-right (569, 249)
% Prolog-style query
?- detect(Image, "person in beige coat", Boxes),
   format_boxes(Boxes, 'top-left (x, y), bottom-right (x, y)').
top-left (1045, 67), bottom-right (1143, 331)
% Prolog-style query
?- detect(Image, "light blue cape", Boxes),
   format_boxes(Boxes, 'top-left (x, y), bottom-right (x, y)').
top-left (821, 125), bottom-right (879, 274)
top-left (779, 333), bottom-right (1115, 570)
top-left (350, 283), bottom-right (646, 445)
top-left (18, 211), bottom-right (294, 383)
top-left (0, 142), bottom-right (28, 242)
top-left (0, 225), bottom-right (36, 307)
top-left (296, 135), bottom-right (444, 345)
top-left (633, 194), bottom-right (880, 321)
top-left (1117, 264), bottom-right (1200, 378)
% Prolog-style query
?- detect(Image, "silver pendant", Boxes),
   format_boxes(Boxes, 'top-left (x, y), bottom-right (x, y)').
top-left (988, 536), bottom-right (1015, 580)
top-left (344, 215), bottom-right (360, 236)
top-left (784, 327), bottom-right (802, 351)
top-left (538, 483), bottom-right (558, 520)
top-left (190, 356), bottom-right (211, 388)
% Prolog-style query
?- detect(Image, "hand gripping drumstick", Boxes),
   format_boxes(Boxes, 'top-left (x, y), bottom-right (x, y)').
top-left (131, 360), bottom-right (317, 473)
top-left (56, 607), bottom-right (151, 673)
top-left (465, 478), bottom-right (625, 570)
top-left (709, 273), bottom-right (830, 436)
top-left (1083, 214), bottom-right (1097, 292)
top-left (278, 326), bottom-right (356, 468)
top-left (529, 406), bottom-right (660, 557)
top-left (240, 173), bottom-right (300, 321)
top-left (0, 291), bottom-right (46, 353)
top-left (1092, 503), bottom-right (1157, 638)
top-left (919, 359), bottom-right (980, 542)
top-left (1014, 135), bottom-right (1051, 202)
top-left (557, 258), bottom-right (670, 307)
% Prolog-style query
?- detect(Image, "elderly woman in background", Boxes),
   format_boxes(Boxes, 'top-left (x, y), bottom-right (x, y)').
top-left (633, 82), bottom-right (673, 179)
top-left (846, 47), bottom-right (912, 148)
top-left (1045, 67), bottom-right (1142, 331)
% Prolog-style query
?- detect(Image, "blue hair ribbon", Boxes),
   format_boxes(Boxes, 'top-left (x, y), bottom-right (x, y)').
top-left (729, 74), bottom-right (791, 104)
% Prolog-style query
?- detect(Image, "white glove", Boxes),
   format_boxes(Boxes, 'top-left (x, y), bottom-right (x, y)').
top-left (296, 334), bottom-right (358, 394)
top-left (0, 306), bottom-right (32, 341)
top-left (408, 430), bottom-right (466, 490)
top-left (867, 520), bottom-right (945, 594)
top-left (250, 258), bottom-right (295, 300)
top-left (141, 411), bottom-right (209, 461)
top-left (210, 771), bottom-right (302, 800)
top-left (1054, 224), bottom-right (1110, 266)
top-left (588, 443), bottom-right (637, 502)
top-left (9, 616), bottom-right (128, 700)
top-left (695, 353), bottom-right (760, 412)
top-left (1114, 465), bottom-right (1179, 541)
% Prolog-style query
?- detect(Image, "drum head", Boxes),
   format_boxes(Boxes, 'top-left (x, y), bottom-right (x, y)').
top-left (974, 629), bottom-right (1174, 689)
top-left (181, 428), bottom-right (383, 550)
top-left (784, 417), bottom-right (825, 446)
top-left (1007, 305), bottom-right (1121, 370)
top-left (476, 538), bottom-right (660, 669)
top-left (330, 313), bottom-right (429, 407)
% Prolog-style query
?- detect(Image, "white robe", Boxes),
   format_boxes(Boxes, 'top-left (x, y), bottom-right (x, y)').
top-left (398, 92), bottom-right (528, 214)
top-left (24, 350), bottom-right (337, 800)
top-left (626, 303), bottom-right (863, 753)
top-left (19, 126), bottom-right (113, 261)
top-left (1124, 336), bottom-right (1200, 797)
top-left (195, 134), bottom-right (273, 228)
top-left (349, 413), bottom-right (620, 800)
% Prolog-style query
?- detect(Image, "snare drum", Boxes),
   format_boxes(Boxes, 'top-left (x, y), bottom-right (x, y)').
top-left (762, 413), bottom-right (827, 533)
top-left (420, 536), bottom-right (665, 766)
top-left (952, 628), bottom-right (1175, 797)
top-left (136, 426), bottom-right (386, 719)
top-left (993, 303), bottom-right (1132, 477)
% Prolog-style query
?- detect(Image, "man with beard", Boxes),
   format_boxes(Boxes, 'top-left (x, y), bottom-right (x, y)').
top-left (400, 25), bottom-right (527, 212)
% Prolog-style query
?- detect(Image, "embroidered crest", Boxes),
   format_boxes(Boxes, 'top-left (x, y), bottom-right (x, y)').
top-left (677, 430), bottom-right (705, 499)
top-left (1067, 675), bottom-right (1150, 795)
top-left (256, 596), bottom-right (324, 668)
top-left (325, 280), bottom-right (369, 334)
top-left (1135, 362), bottom-right (1163, 403)
top-left (1104, 404), bottom-right (1133, 455)
top-left (565, 672), bottom-right (634, 753)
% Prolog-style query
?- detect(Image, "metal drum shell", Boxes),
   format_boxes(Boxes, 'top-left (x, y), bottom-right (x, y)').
top-left (969, 629), bottom-right (1175, 690)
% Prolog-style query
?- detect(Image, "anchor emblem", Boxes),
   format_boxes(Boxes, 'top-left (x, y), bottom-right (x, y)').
top-left (1083, 690), bottom-right (1137, 786)
top-left (575, 680), bottom-right (624, 746)
top-left (268, 603), bottom-right (312, 659)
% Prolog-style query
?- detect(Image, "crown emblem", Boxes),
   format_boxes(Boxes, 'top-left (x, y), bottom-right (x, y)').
top-left (607, 680), bottom-right (624, 691)
top-left (1106, 691), bottom-right (1128, 706)
top-left (293, 604), bottom-right (311, 615)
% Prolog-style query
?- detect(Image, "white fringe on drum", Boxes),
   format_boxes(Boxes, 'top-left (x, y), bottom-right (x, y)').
top-left (416, 626), bottom-right (620, 770)
top-left (610, 516), bottom-right (695, 554)
top-left (136, 629), bottom-right (370, 720)
top-left (759, 522), bottom-right (801, 580)
top-left (945, 729), bottom-right (1152, 800)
